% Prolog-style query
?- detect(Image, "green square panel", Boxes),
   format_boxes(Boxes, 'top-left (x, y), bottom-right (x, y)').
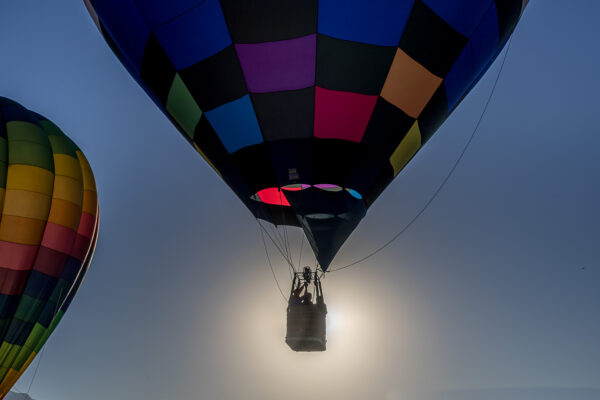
top-left (166, 74), bottom-right (203, 139)
top-left (8, 141), bottom-right (54, 171)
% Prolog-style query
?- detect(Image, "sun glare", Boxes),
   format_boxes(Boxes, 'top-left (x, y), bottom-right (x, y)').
top-left (326, 308), bottom-right (342, 335)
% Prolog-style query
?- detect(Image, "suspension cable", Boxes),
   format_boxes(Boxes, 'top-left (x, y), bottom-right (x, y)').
top-left (328, 37), bottom-right (514, 273)
top-left (256, 219), bottom-right (296, 271)
top-left (278, 191), bottom-right (294, 270)
top-left (297, 234), bottom-right (304, 268)
top-left (21, 286), bottom-right (65, 397)
top-left (258, 223), bottom-right (288, 302)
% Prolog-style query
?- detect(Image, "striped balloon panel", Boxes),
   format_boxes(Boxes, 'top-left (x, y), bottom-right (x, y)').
top-left (85, 0), bottom-right (525, 267)
top-left (0, 97), bottom-right (99, 399)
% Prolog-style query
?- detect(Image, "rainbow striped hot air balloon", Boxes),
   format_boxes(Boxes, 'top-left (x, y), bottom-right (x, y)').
top-left (0, 97), bottom-right (99, 398)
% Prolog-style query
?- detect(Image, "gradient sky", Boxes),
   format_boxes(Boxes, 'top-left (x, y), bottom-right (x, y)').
top-left (0, 1), bottom-right (599, 400)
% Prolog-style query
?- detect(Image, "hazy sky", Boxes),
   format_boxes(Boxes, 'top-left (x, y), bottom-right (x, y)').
top-left (1, 1), bottom-right (599, 400)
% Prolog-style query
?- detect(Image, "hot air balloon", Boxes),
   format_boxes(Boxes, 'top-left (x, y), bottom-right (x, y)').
top-left (85, 0), bottom-right (526, 350)
top-left (0, 97), bottom-right (99, 396)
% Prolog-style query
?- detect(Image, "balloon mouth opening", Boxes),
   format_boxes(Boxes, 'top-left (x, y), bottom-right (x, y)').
top-left (249, 185), bottom-right (363, 206)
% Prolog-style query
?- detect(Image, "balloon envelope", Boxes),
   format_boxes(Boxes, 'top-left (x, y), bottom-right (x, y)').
top-left (86, 0), bottom-right (525, 268)
top-left (0, 97), bottom-right (99, 398)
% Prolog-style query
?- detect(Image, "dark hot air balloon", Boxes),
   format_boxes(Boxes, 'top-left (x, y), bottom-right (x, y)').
top-left (85, 0), bottom-right (526, 350)
top-left (85, 0), bottom-right (526, 269)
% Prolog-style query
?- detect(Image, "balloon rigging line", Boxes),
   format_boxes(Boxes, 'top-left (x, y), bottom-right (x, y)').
top-left (25, 287), bottom-right (64, 395)
top-left (268, 222), bottom-right (290, 269)
top-left (256, 219), bottom-right (295, 271)
top-left (278, 190), bottom-right (294, 269)
top-left (298, 234), bottom-right (304, 269)
top-left (281, 225), bottom-right (291, 268)
top-left (281, 223), bottom-right (293, 280)
top-left (259, 225), bottom-right (288, 302)
top-left (329, 36), bottom-right (514, 273)
top-left (284, 227), bottom-right (292, 267)
top-left (256, 219), bottom-right (296, 281)
top-left (11, 386), bottom-right (26, 396)
top-left (26, 347), bottom-right (46, 395)
top-left (256, 199), bottom-right (287, 263)
top-left (276, 223), bottom-right (296, 276)
top-left (267, 220), bottom-right (287, 261)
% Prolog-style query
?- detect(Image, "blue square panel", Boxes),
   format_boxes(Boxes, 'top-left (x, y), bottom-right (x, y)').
top-left (444, 45), bottom-right (475, 110)
top-left (95, 0), bottom-right (150, 72)
top-left (154, 0), bottom-right (232, 70)
top-left (470, 4), bottom-right (499, 75)
top-left (136, 0), bottom-right (207, 28)
top-left (423, 0), bottom-right (494, 37)
top-left (204, 95), bottom-right (263, 153)
top-left (318, 0), bottom-right (414, 46)
top-left (444, 3), bottom-right (500, 110)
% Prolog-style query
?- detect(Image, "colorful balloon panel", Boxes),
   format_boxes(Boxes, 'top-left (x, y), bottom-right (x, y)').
top-left (0, 97), bottom-right (99, 399)
top-left (86, 0), bottom-right (525, 268)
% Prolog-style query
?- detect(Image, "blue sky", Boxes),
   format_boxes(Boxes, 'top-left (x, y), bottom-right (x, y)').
top-left (0, 1), bottom-right (599, 399)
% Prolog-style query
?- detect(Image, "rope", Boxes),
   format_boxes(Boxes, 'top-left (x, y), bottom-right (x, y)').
top-left (329, 37), bottom-right (514, 273)
top-left (258, 224), bottom-right (288, 302)
top-left (26, 348), bottom-right (45, 394)
top-left (297, 234), bottom-right (304, 268)
top-left (256, 219), bottom-right (296, 271)
top-left (23, 286), bottom-right (65, 396)
top-left (253, 198), bottom-right (292, 269)
top-left (266, 219), bottom-right (287, 262)
top-left (276, 189), bottom-right (297, 274)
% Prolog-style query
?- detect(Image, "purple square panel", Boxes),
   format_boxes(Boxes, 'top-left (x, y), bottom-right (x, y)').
top-left (235, 34), bottom-right (316, 93)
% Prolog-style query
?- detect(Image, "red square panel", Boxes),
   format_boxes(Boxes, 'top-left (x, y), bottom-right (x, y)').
top-left (314, 87), bottom-right (378, 142)
top-left (77, 212), bottom-right (96, 239)
top-left (41, 222), bottom-right (76, 255)
top-left (0, 241), bottom-right (38, 271)
top-left (33, 246), bottom-right (69, 278)
top-left (0, 268), bottom-right (29, 295)
top-left (71, 234), bottom-right (93, 261)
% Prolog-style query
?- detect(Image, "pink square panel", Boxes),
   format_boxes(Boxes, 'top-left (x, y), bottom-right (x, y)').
top-left (41, 222), bottom-right (76, 255)
top-left (314, 87), bottom-right (378, 142)
top-left (0, 241), bottom-right (38, 271)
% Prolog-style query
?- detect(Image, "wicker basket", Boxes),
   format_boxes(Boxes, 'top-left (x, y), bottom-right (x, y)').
top-left (285, 304), bottom-right (327, 352)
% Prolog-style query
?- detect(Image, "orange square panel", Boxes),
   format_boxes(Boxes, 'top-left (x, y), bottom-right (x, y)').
top-left (381, 49), bottom-right (443, 119)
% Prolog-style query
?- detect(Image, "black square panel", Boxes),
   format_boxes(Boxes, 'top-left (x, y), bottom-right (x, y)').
top-left (417, 84), bottom-right (448, 143)
top-left (362, 98), bottom-right (416, 157)
top-left (347, 98), bottom-right (416, 193)
top-left (399, 0), bottom-right (469, 78)
top-left (230, 143), bottom-right (278, 193)
top-left (346, 147), bottom-right (389, 196)
top-left (268, 138), bottom-right (313, 185)
top-left (312, 138), bottom-right (360, 186)
top-left (494, 0), bottom-right (522, 44)
top-left (179, 45), bottom-right (247, 111)
top-left (140, 33), bottom-right (176, 105)
top-left (220, 0), bottom-right (318, 43)
top-left (251, 87), bottom-right (314, 141)
top-left (316, 34), bottom-right (397, 95)
top-left (364, 166), bottom-right (394, 208)
top-left (192, 114), bottom-right (229, 166)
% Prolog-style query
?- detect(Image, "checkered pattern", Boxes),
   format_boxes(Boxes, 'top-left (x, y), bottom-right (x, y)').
top-left (86, 0), bottom-right (525, 268)
top-left (0, 97), bottom-right (99, 399)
